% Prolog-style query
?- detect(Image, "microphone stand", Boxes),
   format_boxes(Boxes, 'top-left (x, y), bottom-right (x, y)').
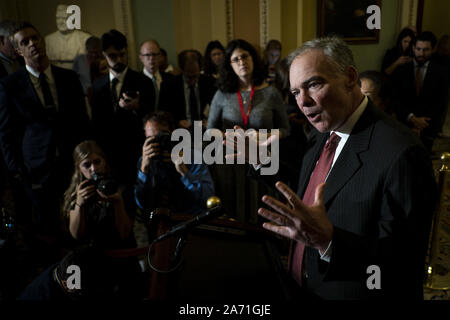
top-left (147, 197), bottom-right (222, 274)
top-left (147, 235), bottom-right (185, 274)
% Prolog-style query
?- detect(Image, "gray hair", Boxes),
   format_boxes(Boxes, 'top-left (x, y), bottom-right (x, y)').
top-left (287, 36), bottom-right (356, 74)
top-left (0, 20), bottom-right (20, 38)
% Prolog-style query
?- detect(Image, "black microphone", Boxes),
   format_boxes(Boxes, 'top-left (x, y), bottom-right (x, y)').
top-left (154, 197), bottom-right (222, 243)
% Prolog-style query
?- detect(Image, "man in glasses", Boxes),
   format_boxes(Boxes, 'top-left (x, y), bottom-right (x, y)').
top-left (139, 39), bottom-right (174, 108)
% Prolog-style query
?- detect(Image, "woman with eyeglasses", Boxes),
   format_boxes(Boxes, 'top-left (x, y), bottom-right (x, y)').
top-left (207, 39), bottom-right (289, 224)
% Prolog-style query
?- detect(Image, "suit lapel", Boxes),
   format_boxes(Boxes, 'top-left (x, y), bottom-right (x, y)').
top-left (322, 104), bottom-right (376, 206)
top-left (176, 75), bottom-right (187, 117)
top-left (16, 67), bottom-right (43, 114)
top-left (121, 69), bottom-right (132, 97)
top-left (50, 65), bottom-right (63, 110)
top-left (297, 103), bottom-right (377, 205)
top-left (407, 62), bottom-right (416, 92)
top-left (421, 61), bottom-right (435, 93)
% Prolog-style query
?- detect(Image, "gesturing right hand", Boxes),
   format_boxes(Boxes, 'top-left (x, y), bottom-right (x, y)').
top-left (141, 136), bottom-right (160, 173)
top-left (76, 180), bottom-right (97, 207)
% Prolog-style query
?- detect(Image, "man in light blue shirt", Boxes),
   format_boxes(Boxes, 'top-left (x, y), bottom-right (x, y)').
top-left (135, 111), bottom-right (215, 216)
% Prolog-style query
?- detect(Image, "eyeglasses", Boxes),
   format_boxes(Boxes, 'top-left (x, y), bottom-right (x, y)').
top-left (140, 52), bottom-right (161, 58)
top-left (230, 53), bottom-right (250, 64)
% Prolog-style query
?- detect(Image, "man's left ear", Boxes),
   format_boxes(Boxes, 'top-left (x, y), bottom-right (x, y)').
top-left (346, 66), bottom-right (359, 89)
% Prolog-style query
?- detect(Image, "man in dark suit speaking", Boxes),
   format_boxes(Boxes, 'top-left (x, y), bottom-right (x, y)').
top-left (0, 22), bottom-right (91, 240)
top-left (256, 37), bottom-right (437, 300)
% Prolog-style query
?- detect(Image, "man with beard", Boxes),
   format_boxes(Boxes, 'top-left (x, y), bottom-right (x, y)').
top-left (91, 29), bottom-right (155, 209)
top-left (393, 31), bottom-right (449, 152)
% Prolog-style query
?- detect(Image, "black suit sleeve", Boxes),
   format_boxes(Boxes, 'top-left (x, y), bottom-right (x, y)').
top-left (391, 66), bottom-right (411, 123)
top-left (158, 76), bottom-right (185, 122)
top-left (135, 73), bottom-right (155, 118)
top-left (430, 67), bottom-right (449, 135)
top-left (324, 145), bottom-right (436, 298)
top-left (67, 70), bottom-right (93, 142)
top-left (0, 80), bottom-right (24, 177)
top-left (157, 78), bottom-right (171, 112)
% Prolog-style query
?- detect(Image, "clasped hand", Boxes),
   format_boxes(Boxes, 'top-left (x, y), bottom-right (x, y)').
top-left (410, 116), bottom-right (430, 131)
top-left (258, 181), bottom-right (333, 253)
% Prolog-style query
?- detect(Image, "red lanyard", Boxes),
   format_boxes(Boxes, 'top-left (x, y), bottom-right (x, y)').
top-left (237, 85), bottom-right (255, 127)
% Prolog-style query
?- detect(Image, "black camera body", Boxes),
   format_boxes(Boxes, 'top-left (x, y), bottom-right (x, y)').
top-left (89, 173), bottom-right (119, 196)
top-left (125, 90), bottom-right (138, 99)
top-left (153, 131), bottom-right (176, 157)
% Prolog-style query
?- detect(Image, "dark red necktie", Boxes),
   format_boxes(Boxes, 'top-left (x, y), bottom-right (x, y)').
top-left (289, 132), bottom-right (341, 286)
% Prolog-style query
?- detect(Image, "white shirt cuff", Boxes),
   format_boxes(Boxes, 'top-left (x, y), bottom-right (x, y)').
top-left (253, 164), bottom-right (263, 171)
top-left (319, 240), bottom-right (333, 263)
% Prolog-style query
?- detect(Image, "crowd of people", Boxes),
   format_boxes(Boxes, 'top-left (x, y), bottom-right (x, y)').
top-left (0, 17), bottom-right (448, 301)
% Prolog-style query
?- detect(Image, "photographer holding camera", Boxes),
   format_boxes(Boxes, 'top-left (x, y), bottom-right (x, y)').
top-left (135, 112), bottom-right (214, 217)
top-left (63, 140), bottom-right (135, 249)
top-left (63, 140), bottom-right (143, 298)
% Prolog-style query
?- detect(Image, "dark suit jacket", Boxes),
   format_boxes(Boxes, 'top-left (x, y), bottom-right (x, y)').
top-left (91, 68), bottom-right (155, 185)
top-left (158, 74), bottom-right (216, 122)
top-left (0, 65), bottom-right (91, 186)
top-left (141, 70), bottom-right (174, 107)
top-left (160, 71), bottom-right (174, 83)
top-left (255, 101), bottom-right (437, 300)
top-left (392, 60), bottom-right (449, 138)
top-left (0, 61), bottom-right (7, 79)
top-left (0, 57), bottom-right (24, 79)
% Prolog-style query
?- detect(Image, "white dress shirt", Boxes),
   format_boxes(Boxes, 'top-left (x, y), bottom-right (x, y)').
top-left (26, 64), bottom-right (59, 110)
top-left (109, 67), bottom-right (128, 99)
top-left (330, 96), bottom-right (369, 170)
top-left (143, 68), bottom-right (162, 90)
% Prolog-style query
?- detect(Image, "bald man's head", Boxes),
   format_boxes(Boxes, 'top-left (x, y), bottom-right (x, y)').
top-left (139, 40), bottom-right (161, 74)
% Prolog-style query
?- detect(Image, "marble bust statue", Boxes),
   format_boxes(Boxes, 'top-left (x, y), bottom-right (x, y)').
top-left (45, 4), bottom-right (91, 70)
